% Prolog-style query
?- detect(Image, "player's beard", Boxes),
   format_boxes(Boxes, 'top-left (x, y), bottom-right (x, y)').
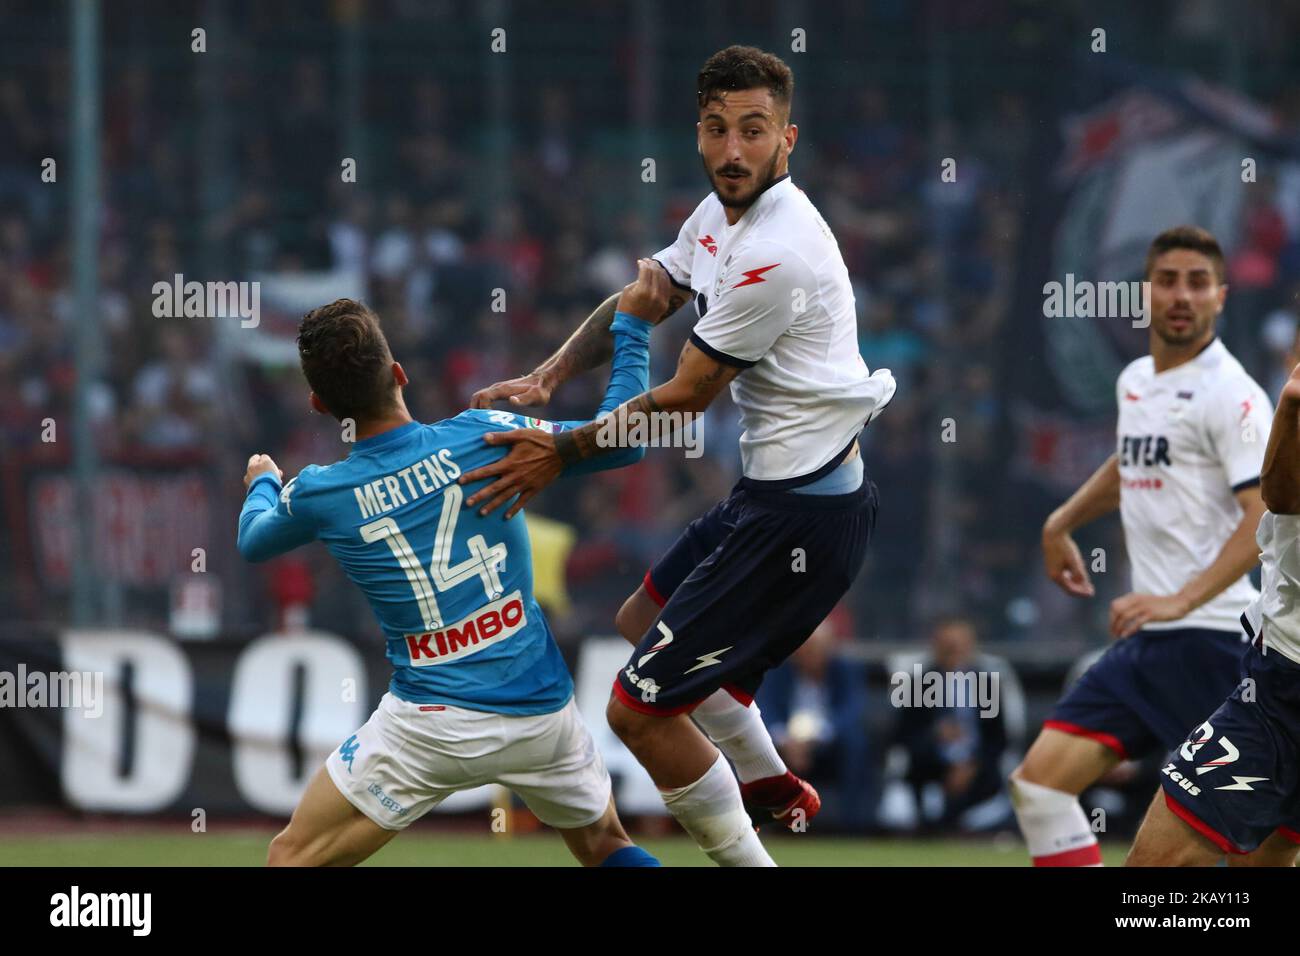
top-left (704, 141), bottom-right (783, 210)
top-left (1153, 307), bottom-right (1213, 347)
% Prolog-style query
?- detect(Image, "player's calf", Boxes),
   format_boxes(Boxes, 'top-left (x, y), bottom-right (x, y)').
top-left (1009, 729), bottom-right (1119, 867)
top-left (607, 696), bottom-right (774, 866)
top-left (615, 585), bottom-right (660, 645)
top-left (556, 797), bottom-right (658, 867)
top-left (617, 581), bottom-right (803, 827)
top-left (268, 766), bottom-right (397, 867)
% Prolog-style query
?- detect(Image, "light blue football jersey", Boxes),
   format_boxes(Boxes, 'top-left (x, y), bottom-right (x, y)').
top-left (237, 313), bottom-right (651, 715)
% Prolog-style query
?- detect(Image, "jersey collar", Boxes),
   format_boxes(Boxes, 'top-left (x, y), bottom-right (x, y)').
top-left (724, 173), bottom-right (793, 227)
top-left (350, 420), bottom-right (420, 454)
top-left (752, 172), bottom-right (793, 210)
top-left (1155, 335), bottom-right (1222, 377)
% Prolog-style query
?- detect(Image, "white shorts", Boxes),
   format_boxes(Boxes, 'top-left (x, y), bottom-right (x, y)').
top-left (324, 693), bottom-right (612, 831)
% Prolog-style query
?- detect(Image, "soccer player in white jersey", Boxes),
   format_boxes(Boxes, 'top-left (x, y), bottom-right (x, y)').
top-left (1010, 226), bottom-right (1276, 866)
top-left (1127, 363), bottom-right (1300, 865)
top-left (465, 45), bottom-right (895, 866)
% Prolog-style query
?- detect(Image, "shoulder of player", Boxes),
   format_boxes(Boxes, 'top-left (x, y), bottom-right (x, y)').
top-left (1118, 354), bottom-right (1152, 385)
top-left (721, 236), bottom-right (818, 294)
top-left (679, 192), bottom-right (724, 233)
top-left (276, 463), bottom-right (328, 516)
top-left (1196, 349), bottom-right (1270, 408)
top-left (453, 408), bottom-right (560, 433)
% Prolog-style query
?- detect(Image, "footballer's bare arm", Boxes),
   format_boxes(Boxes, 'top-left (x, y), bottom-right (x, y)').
top-left (469, 268), bottom-right (690, 410)
top-left (552, 340), bottom-right (740, 465)
top-left (1041, 454), bottom-right (1121, 598)
top-left (459, 339), bottom-right (739, 518)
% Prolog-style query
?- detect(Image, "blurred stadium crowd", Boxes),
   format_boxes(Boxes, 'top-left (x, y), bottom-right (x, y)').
top-left (7, 1), bottom-right (1300, 832)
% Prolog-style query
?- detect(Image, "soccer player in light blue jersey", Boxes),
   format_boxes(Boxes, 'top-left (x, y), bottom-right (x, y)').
top-left (238, 263), bottom-right (674, 867)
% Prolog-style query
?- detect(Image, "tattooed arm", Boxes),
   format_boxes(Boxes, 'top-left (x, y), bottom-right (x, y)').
top-left (470, 267), bottom-right (691, 410)
top-left (552, 343), bottom-right (737, 466)
top-left (457, 261), bottom-right (737, 518)
top-left (459, 340), bottom-right (740, 518)
top-left (469, 293), bottom-right (620, 409)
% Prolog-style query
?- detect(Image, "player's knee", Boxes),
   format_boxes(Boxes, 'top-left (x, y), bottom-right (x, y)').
top-left (1007, 762), bottom-right (1034, 793)
top-left (615, 590), bottom-right (655, 645)
top-left (614, 597), bottom-right (640, 645)
top-left (606, 696), bottom-right (653, 748)
top-left (1009, 752), bottom-right (1062, 792)
top-left (267, 823), bottom-right (335, 867)
top-left (1007, 772), bottom-right (1074, 819)
top-left (267, 826), bottom-right (305, 867)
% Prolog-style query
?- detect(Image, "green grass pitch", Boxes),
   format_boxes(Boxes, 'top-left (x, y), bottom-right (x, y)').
top-left (0, 831), bottom-right (1132, 866)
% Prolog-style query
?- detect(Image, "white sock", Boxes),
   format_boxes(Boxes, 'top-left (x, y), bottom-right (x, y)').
top-left (659, 754), bottom-right (776, 867)
top-left (691, 691), bottom-right (787, 783)
top-left (1010, 777), bottom-right (1103, 866)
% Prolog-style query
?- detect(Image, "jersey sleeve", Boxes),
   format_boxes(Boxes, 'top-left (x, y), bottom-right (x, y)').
top-left (555, 312), bottom-right (651, 476)
top-left (237, 469), bottom-right (319, 562)
top-left (651, 198), bottom-right (707, 293)
top-left (464, 313), bottom-right (652, 481)
top-left (1204, 377), bottom-right (1273, 492)
top-left (689, 239), bottom-right (813, 368)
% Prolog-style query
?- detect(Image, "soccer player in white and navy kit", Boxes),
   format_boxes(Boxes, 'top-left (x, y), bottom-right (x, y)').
top-left (237, 296), bottom-right (662, 867)
top-left (1010, 227), bottom-right (1275, 866)
top-left (1128, 364), bottom-right (1300, 866)
top-left (463, 46), bottom-right (895, 866)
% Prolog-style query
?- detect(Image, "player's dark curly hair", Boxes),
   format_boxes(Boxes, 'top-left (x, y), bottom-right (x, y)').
top-left (697, 45), bottom-right (794, 122)
top-left (297, 298), bottom-right (396, 423)
top-left (1145, 225), bottom-right (1226, 283)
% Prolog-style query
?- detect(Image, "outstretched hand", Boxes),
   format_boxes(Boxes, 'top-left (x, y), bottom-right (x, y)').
top-left (458, 429), bottom-right (563, 519)
top-left (470, 370), bottom-right (555, 410)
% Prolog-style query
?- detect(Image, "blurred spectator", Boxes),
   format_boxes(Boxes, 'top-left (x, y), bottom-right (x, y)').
top-left (756, 616), bottom-right (876, 831)
top-left (892, 616), bottom-right (1008, 832)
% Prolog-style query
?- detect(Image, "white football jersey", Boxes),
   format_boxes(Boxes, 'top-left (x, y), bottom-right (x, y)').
top-left (653, 175), bottom-right (896, 485)
top-left (1242, 511), bottom-right (1300, 666)
top-left (1115, 338), bottom-right (1272, 632)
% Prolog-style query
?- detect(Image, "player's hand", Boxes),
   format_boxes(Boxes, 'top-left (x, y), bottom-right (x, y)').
top-left (458, 429), bottom-right (562, 519)
top-left (243, 454), bottom-right (283, 490)
top-left (1108, 591), bottom-right (1191, 639)
top-left (470, 370), bottom-right (556, 410)
top-left (617, 258), bottom-right (675, 324)
top-left (1041, 528), bottom-right (1095, 598)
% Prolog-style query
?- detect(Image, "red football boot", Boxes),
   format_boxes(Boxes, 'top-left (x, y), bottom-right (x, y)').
top-left (740, 771), bottom-right (821, 831)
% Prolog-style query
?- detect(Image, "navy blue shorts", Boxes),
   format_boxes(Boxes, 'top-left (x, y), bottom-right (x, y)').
top-left (613, 479), bottom-right (877, 715)
top-left (1160, 639), bottom-right (1300, 854)
top-left (1046, 627), bottom-right (1249, 760)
